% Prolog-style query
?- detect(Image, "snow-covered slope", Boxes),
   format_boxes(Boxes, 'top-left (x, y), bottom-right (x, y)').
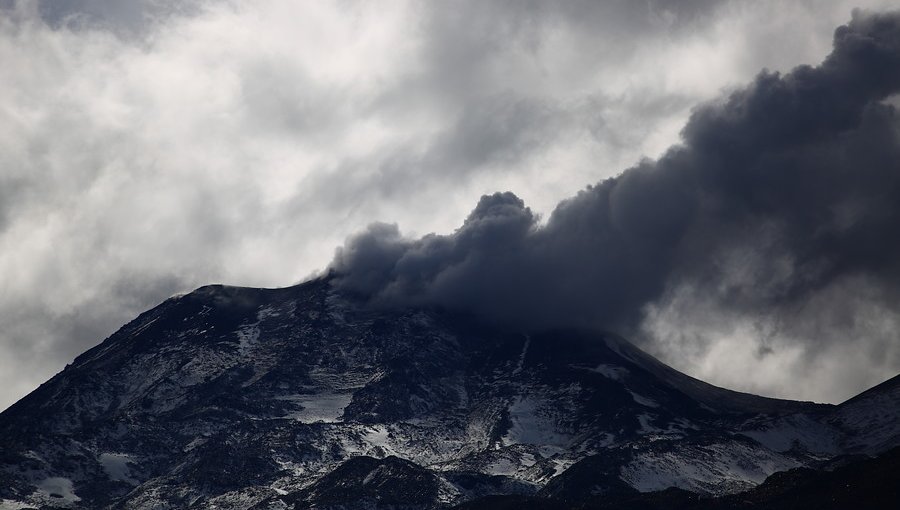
top-left (733, 374), bottom-right (900, 463)
top-left (0, 276), bottom-right (896, 509)
top-left (831, 374), bottom-right (900, 454)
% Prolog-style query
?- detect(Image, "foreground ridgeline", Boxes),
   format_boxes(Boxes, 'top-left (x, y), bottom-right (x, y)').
top-left (0, 277), bottom-right (898, 509)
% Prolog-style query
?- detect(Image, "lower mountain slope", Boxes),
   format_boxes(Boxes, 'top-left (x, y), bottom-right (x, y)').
top-left (0, 276), bottom-right (896, 509)
top-left (453, 446), bottom-right (900, 509)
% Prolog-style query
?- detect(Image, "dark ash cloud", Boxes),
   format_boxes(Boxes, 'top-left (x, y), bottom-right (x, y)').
top-left (3, 0), bottom-right (899, 411)
top-left (332, 10), bottom-right (900, 399)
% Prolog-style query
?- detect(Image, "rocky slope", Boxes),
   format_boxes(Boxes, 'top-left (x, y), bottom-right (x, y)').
top-left (0, 276), bottom-right (897, 509)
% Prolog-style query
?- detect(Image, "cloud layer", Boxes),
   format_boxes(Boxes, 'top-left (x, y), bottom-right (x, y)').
top-left (333, 10), bottom-right (900, 402)
top-left (1, 0), bottom-right (898, 410)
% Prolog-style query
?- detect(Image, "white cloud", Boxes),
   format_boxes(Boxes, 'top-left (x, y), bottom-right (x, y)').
top-left (0, 0), bottom-right (897, 410)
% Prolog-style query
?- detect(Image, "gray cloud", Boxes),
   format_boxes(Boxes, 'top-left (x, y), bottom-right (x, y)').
top-left (2, 0), bottom-right (898, 411)
top-left (27, 0), bottom-right (207, 35)
top-left (333, 10), bottom-right (900, 402)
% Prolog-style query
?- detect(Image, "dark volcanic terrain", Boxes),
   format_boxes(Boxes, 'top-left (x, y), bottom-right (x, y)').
top-left (0, 277), bottom-right (898, 509)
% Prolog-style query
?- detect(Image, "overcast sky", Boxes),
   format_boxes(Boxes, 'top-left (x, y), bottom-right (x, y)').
top-left (1, 0), bottom-right (898, 411)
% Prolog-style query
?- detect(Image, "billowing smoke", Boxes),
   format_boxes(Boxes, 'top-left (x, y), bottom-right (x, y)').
top-left (332, 10), bottom-right (900, 399)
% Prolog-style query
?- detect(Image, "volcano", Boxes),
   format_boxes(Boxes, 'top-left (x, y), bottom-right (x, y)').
top-left (1, 276), bottom-right (898, 509)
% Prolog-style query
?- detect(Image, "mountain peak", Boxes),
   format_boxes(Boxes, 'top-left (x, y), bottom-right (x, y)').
top-left (0, 277), bottom-right (896, 509)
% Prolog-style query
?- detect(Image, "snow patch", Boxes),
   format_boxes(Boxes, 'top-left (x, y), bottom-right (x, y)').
top-left (257, 304), bottom-right (282, 320)
top-left (629, 391), bottom-right (659, 408)
top-left (183, 436), bottom-right (208, 452)
top-left (485, 456), bottom-right (517, 476)
top-left (99, 453), bottom-right (138, 484)
top-left (740, 414), bottom-right (841, 454)
top-left (236, 324), bottom-right (260, 356)
top-left (588, 364), bottom-right (629, 381)
top-left (503, 397), bottom-right (571, 456)
top-left (551, 456), bottom-right (578, 477)
top-left (833, 381), bottom-right (900, 453)
top-left (36, 477), bottom-right (80, 505)
top-left (512, 335), bottom-right (530, 375)
top-left (279, 393), bottom-right (353, 423)
top-left (362, 425), bottom-right (400, 457)
top-left (0, 500), bottom-right (32, 510)
top-left (636, 413), bottom-right (661, 434)
top-left (620, 441), bottom-right (800, 496)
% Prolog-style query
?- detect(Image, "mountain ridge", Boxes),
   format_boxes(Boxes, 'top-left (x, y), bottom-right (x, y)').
top-left (0, 276), bottom-right (897, 509)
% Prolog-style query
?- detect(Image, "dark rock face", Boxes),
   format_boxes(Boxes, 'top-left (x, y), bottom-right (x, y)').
top-left (0, 276), bottom-right (897, 509)
top-left (277, 456), bottom-right (442, 509)
top-left (456, 446), bottom-right (900, 509)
